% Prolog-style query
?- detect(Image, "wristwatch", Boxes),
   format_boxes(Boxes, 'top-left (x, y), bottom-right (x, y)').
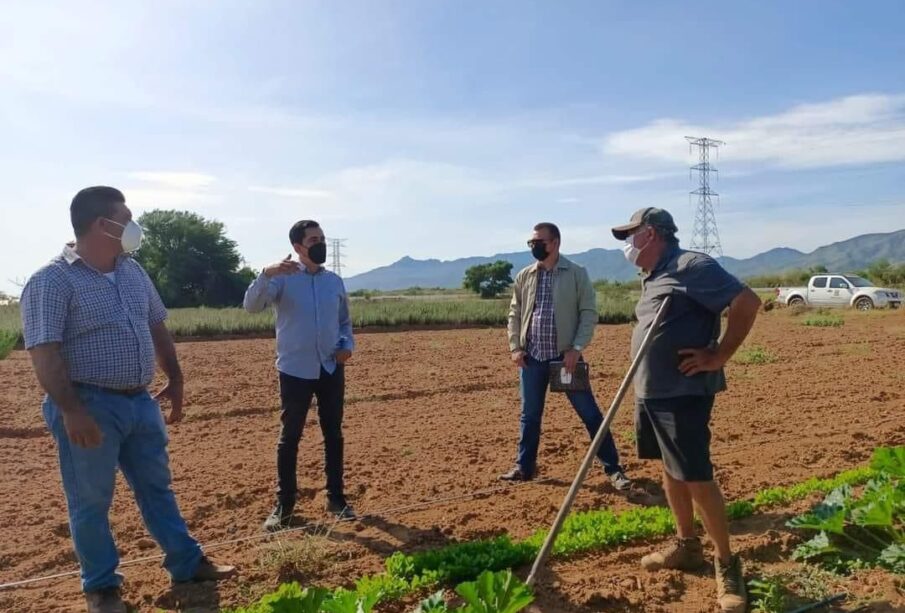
top-left (573, 344), bottom-right (584, 352)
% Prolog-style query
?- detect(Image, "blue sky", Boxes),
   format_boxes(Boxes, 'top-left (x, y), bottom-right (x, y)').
top-left (2, 0), bottom-right (904, 294)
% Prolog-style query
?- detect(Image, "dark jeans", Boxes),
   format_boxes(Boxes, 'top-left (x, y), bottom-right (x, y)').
top-left (516, 355), bottom-right (623, 476)
top-left (277, 367), bottom-right (345, 506)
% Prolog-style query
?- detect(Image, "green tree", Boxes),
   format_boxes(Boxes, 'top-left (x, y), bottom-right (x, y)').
top-left (135, 210), bottom-right (256, 307)
top-left (463, 261), bottom-right (513, 298)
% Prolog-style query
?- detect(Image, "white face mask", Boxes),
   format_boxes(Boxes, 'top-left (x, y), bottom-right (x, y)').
top-left (103, 219), bottom-right (144, 252)
top-left (622, 229), bottom-right (651, 266)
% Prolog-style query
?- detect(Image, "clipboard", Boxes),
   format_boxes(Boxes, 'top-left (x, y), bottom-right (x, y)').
top-left (548, 361), bottom-right (591, 393)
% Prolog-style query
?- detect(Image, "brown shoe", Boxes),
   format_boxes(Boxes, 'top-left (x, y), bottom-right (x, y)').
top-left (641, 537), bottom-right (705, 571)
top-left (190, 556), bottom-right (236, 582)
top-left (715, 555), bottom-right (747, 613)
top-left (85, 587), bottom-right (127, 613)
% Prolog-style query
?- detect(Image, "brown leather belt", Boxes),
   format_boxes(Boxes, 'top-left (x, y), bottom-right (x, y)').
top-left (73, 382), bottom-right (147, 397)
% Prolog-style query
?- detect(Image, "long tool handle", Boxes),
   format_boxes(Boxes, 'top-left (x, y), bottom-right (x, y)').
top-left (526, 295), bottom-right (672, 587)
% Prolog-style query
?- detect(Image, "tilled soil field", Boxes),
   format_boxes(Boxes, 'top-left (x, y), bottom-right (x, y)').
top-left (1, 309), bottom-right (904, 612)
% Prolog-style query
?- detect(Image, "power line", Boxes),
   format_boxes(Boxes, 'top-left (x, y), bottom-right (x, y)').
top-left (685, 136), bottom-right (725, 257)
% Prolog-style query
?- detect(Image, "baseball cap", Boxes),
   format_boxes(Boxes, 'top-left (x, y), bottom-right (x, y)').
top-left (611, 207), bottom-right (678, 240)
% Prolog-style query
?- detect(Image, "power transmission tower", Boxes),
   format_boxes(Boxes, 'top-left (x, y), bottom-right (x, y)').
top-left (685, 136), bottom-right (725, 257)
top-left (328, 238), bottom-right (346, 277)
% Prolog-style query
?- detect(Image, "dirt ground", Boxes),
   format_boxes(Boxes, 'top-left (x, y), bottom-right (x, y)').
top-left (1, 309), bottom-right (904, 612)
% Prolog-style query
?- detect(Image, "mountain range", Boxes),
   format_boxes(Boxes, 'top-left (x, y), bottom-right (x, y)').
top-left (344, 229), bottom-right (905, 291)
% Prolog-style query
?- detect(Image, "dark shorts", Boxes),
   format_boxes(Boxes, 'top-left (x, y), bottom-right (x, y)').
top-left (635, 395), bottom-right (715, 482)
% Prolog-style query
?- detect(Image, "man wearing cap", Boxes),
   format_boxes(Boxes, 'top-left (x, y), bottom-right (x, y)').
top-left (612, 207), bottom-right (761, 613)
top-left (501, 222), bottom-right (631, 491)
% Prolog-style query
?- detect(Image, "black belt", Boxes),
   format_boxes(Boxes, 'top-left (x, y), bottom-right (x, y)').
top-left (73, 382), bottom-right (147, 397)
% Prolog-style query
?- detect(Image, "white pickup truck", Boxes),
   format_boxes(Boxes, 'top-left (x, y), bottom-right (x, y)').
top-left (776, 274), bottom-right (902, 310)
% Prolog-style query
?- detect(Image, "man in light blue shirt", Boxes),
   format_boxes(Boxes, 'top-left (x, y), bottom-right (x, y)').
top-left (244, 220), bottom-right (355, 530)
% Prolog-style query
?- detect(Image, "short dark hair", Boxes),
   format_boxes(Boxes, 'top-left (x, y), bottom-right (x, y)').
top-left (71, 186), bottom-right (125, 237)
top-left (289, 220), bottom-right (320, 245)
top-left (533, 222), bottom-right (561, 241)
top-left (651, 224), bottom-right (679, 245)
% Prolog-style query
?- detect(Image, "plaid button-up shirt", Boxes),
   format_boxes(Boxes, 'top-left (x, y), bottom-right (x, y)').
top-left (527, 267), bottom-right (558, 361)
top-left (21, 245), bottom-right (167, 390)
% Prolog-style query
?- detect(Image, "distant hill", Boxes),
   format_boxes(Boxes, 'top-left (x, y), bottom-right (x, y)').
top-left (344, 229), bottom-right (905, 291)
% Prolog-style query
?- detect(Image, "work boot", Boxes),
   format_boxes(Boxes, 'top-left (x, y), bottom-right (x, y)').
top-left (263, 503), bottom-right (293, 532)
top-left (608, 469), bottom-right (632, 491)
top-left (499, 466), bottom-right (534, 482)
top-left (326, 495), bottom-right (357, 520)
top-left (715, 554), bottom-right (747, 613)
top-left (641, 536), bottom-right (705, 571)
top-left (85, 586), bottom-right (127, 613)
top-left (189, 556), bottom-right (236, 582)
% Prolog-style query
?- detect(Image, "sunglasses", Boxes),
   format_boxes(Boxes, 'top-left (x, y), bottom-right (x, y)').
top-left (527, 239), bottom-right (552, 248)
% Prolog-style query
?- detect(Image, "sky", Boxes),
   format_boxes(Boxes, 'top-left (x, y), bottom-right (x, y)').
top-left (2, 0), bottom-right (904, 294)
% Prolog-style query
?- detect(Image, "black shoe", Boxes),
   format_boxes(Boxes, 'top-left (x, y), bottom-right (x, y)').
top-left (499, 466), bottom-right (534, 482)
top-left (608, 470), bottom-right (632, 491)
top-left (85, 587), bottom-right (126, 613)
top-left (326, 496), bottom-right (357, 520)
top-left (263, 503), bottom-right (293, 532)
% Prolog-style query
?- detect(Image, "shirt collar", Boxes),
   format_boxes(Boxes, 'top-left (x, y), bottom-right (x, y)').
top-left (62, 243), bottom-right (129, 268)
top-left (62, 243), bottom-right (80, 265)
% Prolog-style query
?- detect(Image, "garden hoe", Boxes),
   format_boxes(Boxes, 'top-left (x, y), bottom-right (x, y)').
top-left (526, 295), bottom-right (672, 589)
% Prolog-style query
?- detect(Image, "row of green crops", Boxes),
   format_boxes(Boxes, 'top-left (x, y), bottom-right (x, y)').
top-left (238, 570), bottom-right (534, 613)
top-left (0, 292), bottom-right (635, 354)
top-left (226, 450), bottom-right (894, 613)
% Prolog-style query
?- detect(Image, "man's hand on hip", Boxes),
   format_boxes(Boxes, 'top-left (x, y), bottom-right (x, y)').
top-left (62, 408), bottom-right (103, 448)
top-left (563, 349), bottom-right (581, 374)
top-left (677, 347), bottom-right (725, 376)
top-left (155, 378), bottom-right (185, 424)
top-left (335, 349), bottom-right (352, 364)
top-left (511, 349), bottom-right (527, 368)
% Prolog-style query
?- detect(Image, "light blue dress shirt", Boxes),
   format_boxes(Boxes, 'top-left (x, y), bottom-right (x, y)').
top-left (243, 267), bottom-right (354, 380)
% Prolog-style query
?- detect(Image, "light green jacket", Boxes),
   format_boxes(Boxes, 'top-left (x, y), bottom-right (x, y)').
top-left (507, 256), bottom-right (597, 354)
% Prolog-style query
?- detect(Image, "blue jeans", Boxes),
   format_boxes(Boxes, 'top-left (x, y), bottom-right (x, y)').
top-left (43, 386), bottom-right (203, 593)
top-left (516, 355), bottom-right (623, 476)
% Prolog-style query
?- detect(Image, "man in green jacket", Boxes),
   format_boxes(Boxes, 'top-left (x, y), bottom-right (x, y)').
top-left (501, 222), bottom-right (631, 490)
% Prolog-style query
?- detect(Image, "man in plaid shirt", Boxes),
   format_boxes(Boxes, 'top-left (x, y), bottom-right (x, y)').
top-left (502, 223), bottom-right (631, 490)
top-left (20, 187), bottom-right (234, 613)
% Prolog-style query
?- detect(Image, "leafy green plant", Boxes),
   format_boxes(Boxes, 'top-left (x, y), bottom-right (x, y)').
top-left (415, 591), bottom-right (450, 613)
top-left (321, 589), bottom-right (380, 613)
top-left (230, 583), bottom-right (329, 613)
top-left (748, 576), bottom-right (788, 613)
top-left (733, 345), bottom-right (777, 365)
top-left (0, 329), bottom-right (18, 360)
top-left (455, 570), bottom-right (534, 613)
top-left (788, 447), bottom-right (904, 573)
top-left (803, 315), bottom-right (844, 327)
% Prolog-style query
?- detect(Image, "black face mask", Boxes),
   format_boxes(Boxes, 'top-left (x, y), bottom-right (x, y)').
top-left (308, 242), bottom-right (328, 265)
top-left (531, 243), bottom-right (549, 261)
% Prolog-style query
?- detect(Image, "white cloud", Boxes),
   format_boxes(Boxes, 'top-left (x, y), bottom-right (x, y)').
top-left (604, 94), bottom-right (905, 169)
top-left (122, 171), bottom-right (218, 211)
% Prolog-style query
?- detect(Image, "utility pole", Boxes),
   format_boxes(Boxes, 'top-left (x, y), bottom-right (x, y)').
top-left (328, 239), bottom-right (346, 277)
top-left (685, 136), bottom-right (725, 257)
